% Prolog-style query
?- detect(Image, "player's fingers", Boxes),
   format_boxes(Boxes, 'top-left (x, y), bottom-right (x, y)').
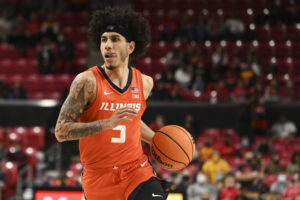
top-left (118, 111), bottom-right (137, 118)
top-left (116, 107), bottom-right (137, 114)
top-left (119, 117), bottom-right (133, 122)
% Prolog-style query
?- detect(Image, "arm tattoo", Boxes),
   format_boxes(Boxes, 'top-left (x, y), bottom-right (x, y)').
top-left (55, 75), bottom-right (102, 141)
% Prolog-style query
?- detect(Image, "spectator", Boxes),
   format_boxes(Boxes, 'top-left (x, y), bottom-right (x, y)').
top-left (174, 65), bottom-right (192, 89)
top-left (199, 138), bottom-right (215, 162)
top-left (246, 47), bottom-right (262, 77)
top-left (150, 81), bottom-right (172, 101)
top-left (0, 81), bottom-right (11, 99)
top-left (231, 79), bottom-right (248, 102)
top-left (237, 136), bottom-right (252, 158)
top-left (187, 171), bottom-right (218, 200)
top-left (25, 12), bottom-right (41, 46)
top-left (184, 114), bottom-right (196, 137)
top-left (57, 33), bottom-right (75, 73)
top-left (149, 114), bottom-right (165, 131)
top-left (217, 135), bottom-right (236, 161)
top-left (0, 168), bottom-right (6, 200)
top-left (270, 173), bottom-right (292, 195)
top-left (287, 153), bottom-right (300, 175)
top-left (38, 38), bottom-right (55, 74)
top-left (223, 13), bottom-right (245, 40)
top-left (265, 153), bottom-right (285, 174)
top-left (8, 14), bottom-right (27, 51)
top-left (207, 14), bottom-right (224, 40)
top-left (7, 142), bottom-right (28, 169)
top-left (235, 151), bottom-right (262, 199)
top-left (240, 64), bottom-right (254, 86)
top-left (282, 173), bottom-right (300, 200)
top-left (271, 115), bottom-right (297, 139)
top-left (263, 79), bottom-right (280, 102)
top-left (210, 47), bottom-right (228, 82)
top-left (255, 138), bottom-right (274, 158)
top-left (10, 82), bottom-right (27, 99)
top-left (176, 169), bottom-right (193, 199)
top-left (191, 68), bottom-right (205, 93)
top-left (0, 10), bottom-right (12, 42)
top-left (202, 151), bottom-right (230, 184)
top-left (218, 175), bottom-right (240, 200)
top-left (169, 82), bottom-right (182, 101)
top-left (0, 141), bottom-right (6, 162)
top-left (165, 49), bottom-right (183, 72)
top-left (280, 79), bottom-right (298, 102)
top-left (41, 13), bottom-right (59, 41)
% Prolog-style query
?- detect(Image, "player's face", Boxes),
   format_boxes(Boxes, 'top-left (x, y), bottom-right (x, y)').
top-left (100, 32), bottom-right (135, 70)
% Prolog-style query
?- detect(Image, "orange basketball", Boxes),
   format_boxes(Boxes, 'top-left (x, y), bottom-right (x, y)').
top-left (150, 125), bottom-right (195, 171)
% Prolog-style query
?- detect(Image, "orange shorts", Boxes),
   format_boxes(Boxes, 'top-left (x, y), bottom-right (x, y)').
top-left (81, 154), bottom-right (156, 200)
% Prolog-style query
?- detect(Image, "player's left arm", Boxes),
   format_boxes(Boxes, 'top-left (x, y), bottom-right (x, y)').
top-left (140, 74), bottom-right (155, 144)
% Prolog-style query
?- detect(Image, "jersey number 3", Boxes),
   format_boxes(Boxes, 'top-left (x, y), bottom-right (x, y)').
top-left (111, 125), bottom-right (126, 143)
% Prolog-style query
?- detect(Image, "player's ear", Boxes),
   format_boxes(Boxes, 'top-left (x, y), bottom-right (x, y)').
top-left (128, 41), bottom-right (135, 55)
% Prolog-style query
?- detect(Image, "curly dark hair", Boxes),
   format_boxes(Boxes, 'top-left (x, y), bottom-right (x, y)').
top-left (88, 6), bottom-right (150, 59)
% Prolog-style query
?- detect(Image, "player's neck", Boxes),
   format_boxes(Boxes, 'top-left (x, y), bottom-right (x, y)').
top-left (103, 62), bottom-right (130, 89)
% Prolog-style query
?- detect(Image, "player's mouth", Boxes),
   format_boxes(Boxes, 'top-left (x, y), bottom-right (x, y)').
top-left (104, 53), bottom-right (116, 62)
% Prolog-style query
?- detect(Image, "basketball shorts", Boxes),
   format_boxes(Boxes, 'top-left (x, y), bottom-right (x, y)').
top-left (82, 154), bottom-right (159, 200)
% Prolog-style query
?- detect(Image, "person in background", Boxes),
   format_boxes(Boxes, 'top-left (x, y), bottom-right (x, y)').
top-left (202, 151), bottom-right (230, 184)
top-left (218, 175), bottom-right (240, 200)
top-left (41, 13), bottom-right (59, 41)
top-left (25, 12), bottom-right (41, 47)
top-left (271, 115), bottom-right (297, 139)
top-left (270, 173), bottom-right (292, 195)
top-left (199, 137), bottom-right (215, 162)
top-left (10, 82), bottom-right (27, 99)
top-left (287, 152), bottom-right (300, 175)
top-left (282, 173), bottom-right (300, 200)
top-left (187, 171), bottom-right (218, 200)
top-left (38, 38), bottom-right (55, 74)
top-left (0, 10), bottom-right (12, 42)
top-left (217, 135), bottom-right (236, 161)
top-left (57, 33), bottom-right (75, 73)
top-left (235, 151), bottom-right (262, 199)
top-left (265, 153), bottom-right (285, 174)
top-left (0, 167), bottom-right (6, 200)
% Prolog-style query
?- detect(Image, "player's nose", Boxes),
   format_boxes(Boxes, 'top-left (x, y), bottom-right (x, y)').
top-left (105, 39), bottom-right (113, 50)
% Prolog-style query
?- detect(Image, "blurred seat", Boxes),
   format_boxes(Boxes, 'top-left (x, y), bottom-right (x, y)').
top-left (54, 74), bottom-right (72, 92)
top-left (1, 162), bottom-right (18, 187)
top-left (23, 74), bottom-right (39, 92)
top-left (39, 75), bottom-right (56, 92)
top-left (76, 42), bottom-right (87, 57)
top-left (27, 59), bottom-right (38, 74)
top-left (256, 26), bottom-right (271, 41)
top-left (270, 25), bottom-right (287, 42)
top-left (27, 126), bottom-right (45, 150)
top-left (265, 174), bottom-right (277, 187)
top-left (0, 59), bottom-right (13, 75)
top-left (24, 147), bottom-right (37, 168)
top-left (13, 59), bottom-right (28, 75)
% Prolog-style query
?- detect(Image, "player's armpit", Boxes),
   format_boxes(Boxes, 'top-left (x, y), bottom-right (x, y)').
top-left (55, 72), bottom-right (102, 142)
top-left (141, 74), bottom-right (153, 100)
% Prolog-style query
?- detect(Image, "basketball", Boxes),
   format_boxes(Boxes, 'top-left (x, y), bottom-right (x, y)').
top-left (150, 125), bottom-right (195, 171)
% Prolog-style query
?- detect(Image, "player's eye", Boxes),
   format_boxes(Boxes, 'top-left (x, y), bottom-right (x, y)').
top-left (101, 38), bottom-right (107, 42)
top-left (112, 37), bottom-right (120, 42)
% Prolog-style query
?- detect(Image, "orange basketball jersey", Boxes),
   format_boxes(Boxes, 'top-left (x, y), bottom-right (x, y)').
top-left (78, 66), bottom-right (146, 169)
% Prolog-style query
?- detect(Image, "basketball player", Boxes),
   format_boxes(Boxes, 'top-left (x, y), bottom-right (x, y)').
top-left (55, 6), bottom-right (169, 200)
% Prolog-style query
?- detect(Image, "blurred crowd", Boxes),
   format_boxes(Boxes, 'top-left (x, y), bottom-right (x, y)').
top-left (27, 113), bottom-right (300, 200)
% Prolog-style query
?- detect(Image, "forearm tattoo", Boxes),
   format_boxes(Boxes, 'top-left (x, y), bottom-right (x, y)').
top-left (55, 75), bottom-right (102, 141)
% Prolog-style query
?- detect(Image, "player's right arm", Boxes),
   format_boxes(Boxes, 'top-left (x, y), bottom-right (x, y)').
top-left (55, 71), bottom-right (137, 142)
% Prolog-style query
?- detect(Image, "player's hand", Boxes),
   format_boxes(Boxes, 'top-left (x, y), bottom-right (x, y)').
top-left (103, 107), bottom-right (137, 130)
